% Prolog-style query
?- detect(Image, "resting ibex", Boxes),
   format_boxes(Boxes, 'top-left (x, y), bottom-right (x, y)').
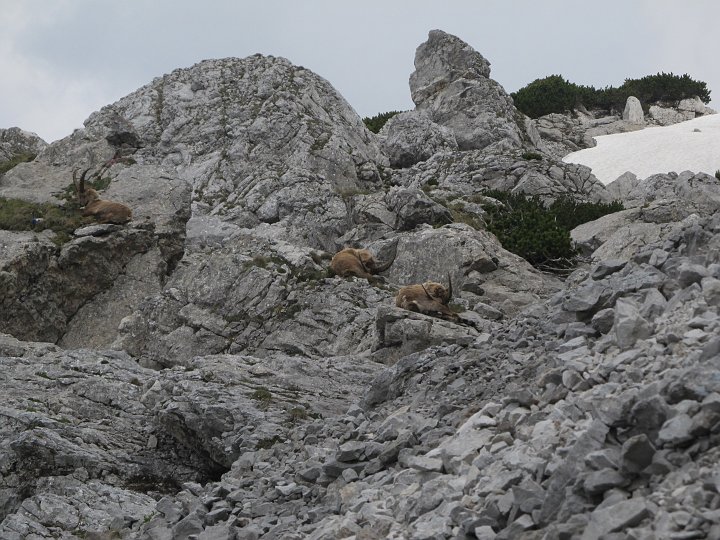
top-left (73, 168), bottom-right (132, 224)
top-left (396, 275), bottom-right (458, 321)
top-left (330, 243), bottom-right (397, 280)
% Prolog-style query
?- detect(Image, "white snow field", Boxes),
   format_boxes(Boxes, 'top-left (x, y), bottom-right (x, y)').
top-left (563, 114), bottom-right (720, 185)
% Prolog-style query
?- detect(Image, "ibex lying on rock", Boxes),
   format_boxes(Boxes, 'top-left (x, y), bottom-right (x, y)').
top-left (73, 168), bottom-right (132, 224)
top-left (330, 243), bottom-right (397, 281)
top-left (396, 276), bottom-right (459, 322)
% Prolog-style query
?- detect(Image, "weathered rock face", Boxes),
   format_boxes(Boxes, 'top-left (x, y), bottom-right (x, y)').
top-left (0, 337), bottom-right (383, 535)
top-left (379, 110), bottom-right (458, 168)
top-left (573, 171), bottom-right (720, 261)
top-left (391, 147), bottom-right (612, 203)
top-left (649, 97), bottom-right (716, 126)
top-left (102, 54), bottom-right (387, 251)
top-left (410, 30), bottom-right (539, 153)
top-left (0, 225), bottom-right (156, 344)
top-left (534, 109), bottom-right (646, 158)
top-left (0, 127), bottom-right (47, 162)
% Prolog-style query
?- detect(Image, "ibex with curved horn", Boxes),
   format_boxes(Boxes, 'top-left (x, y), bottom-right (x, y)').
top-left (330, 242), bottom-right (397, 281)
top-left (396, 274), bottom-right (458, 321)
top-left (73, 168), bottom-right (132, 224)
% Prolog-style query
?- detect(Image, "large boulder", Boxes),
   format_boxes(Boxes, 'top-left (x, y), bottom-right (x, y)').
top-left (379, 110), bottom-right (457, 168)
top-left (409, 30), bottom-right (539, 152)
top-left (623, 96), bottom-right (645, 124)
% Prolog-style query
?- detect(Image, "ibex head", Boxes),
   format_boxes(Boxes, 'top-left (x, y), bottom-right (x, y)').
top-left (71, 167), bottom-right (132, 225)
top-left (396, 274), bottom-right (458, 321)
top-left (330, 241), bottom-right (397, 281)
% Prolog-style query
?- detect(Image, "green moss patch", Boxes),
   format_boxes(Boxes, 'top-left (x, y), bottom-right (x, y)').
top-left (0, 197), bottom-right (92, 244)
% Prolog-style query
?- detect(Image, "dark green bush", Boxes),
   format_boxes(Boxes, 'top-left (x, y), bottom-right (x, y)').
top-left (512, 72), bottom-right (711, 118)
top-left (363, 111), bottom-right (401, 134)
top-left (716, 170), bottom-right (720, 180)
top-left (481, 191), bottom-right (623, 270)
top-left (618, 72), bottom-right (711, 107)
top-left (0, 153), bottom-right (36, 175)
top-left (510, 75), bottom-right (594, 119)
top-left (547, 196), bottom-right (624, 231)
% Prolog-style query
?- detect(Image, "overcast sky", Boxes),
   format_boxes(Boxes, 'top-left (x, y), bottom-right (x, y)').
top-left (1, 0), bottom-right (717, 143)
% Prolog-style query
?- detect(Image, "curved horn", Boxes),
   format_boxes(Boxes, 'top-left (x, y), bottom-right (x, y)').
top-left (444, 273), bottom-right (453, 304)
top-left (374, 239), bottom-right (399, 274)
top-left (79, 167), bottom-right (92, 193)
top-left (420, 282), bottom-right (434, 300)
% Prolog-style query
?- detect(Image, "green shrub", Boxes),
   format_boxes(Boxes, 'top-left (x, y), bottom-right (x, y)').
top-left (715, 170), bottom-right (720, 180)
top-left (547, 196), bottom-right (624, 231)
top-left (251, 387), bottom-right (272, 403)
top-left (618, 72), bottom-right (711, 107)
top-left (522, 151), bottom-right (543, 161)
top-left (510, 75), bottom-right (593, 119)
top-left (363, 111), bottom-right (401, 134)
top-left (481, 191), bottom-right (623, 270)
top-left (512, 72), bottom-right (711, 118)
top-left (0, 153), bottom-right (36, 175)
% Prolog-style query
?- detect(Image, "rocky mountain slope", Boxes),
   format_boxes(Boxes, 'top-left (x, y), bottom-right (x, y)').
top-left (1, 29), bottom-right (719, 539)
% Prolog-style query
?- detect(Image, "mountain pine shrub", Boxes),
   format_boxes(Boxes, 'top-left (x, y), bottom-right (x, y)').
top-left (363, 111), bottom-right (401, 133)
top-left (512, 72), bottom-right (711, 118)
top-left (481, 191), bottom-right (623, 271)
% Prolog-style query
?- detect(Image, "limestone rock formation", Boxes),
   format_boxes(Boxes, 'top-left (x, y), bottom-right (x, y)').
top-left (391, 147), bottom-right (612, 203)
top-left (410, 30), bottom-right (540, 152)
top-left (379, 110), bottom-right (457, 168)
top-left (650, 97), bottom-right (716, 126)
top-left (573, 171), bottom-right (720, 261)
top-left (0, 127), bottom-right (47, 163)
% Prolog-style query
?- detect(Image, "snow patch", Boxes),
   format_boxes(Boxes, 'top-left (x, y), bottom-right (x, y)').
top-left (564, 114), bottom-right (720, 185)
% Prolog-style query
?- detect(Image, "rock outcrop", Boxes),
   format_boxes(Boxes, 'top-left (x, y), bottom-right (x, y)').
top-left (572, 170), bottom-right (720, 261)
top-left (410, 30), bottom-right (541, 153)
top-left (379, 110), bottom-right (457, 168)
top-left (650, 97), bottom-right (717, 126)
top-left (0, 127), bottom-right (47, 163)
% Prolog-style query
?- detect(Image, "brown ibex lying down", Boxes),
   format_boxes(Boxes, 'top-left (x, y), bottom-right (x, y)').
top-left (330, 243), bottom-right (397, 281)
top-left (73, 168), bottom-right (132, 224)
top-left (396, 275), bottom-right (458, 322)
